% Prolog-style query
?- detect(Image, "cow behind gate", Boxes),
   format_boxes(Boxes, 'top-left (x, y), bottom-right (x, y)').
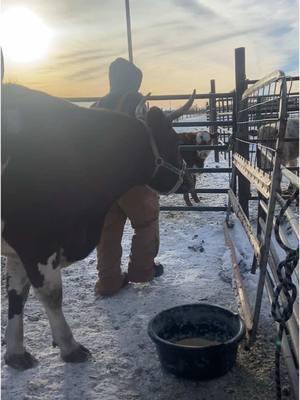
top-left (257, 118), bottom-right (299, 193)
top-left (257, 118), bottom-right (299, 166)
top-left (1, 83), bottom-right (197, 370)
top-left (177, 130), bottom-right (216, 205)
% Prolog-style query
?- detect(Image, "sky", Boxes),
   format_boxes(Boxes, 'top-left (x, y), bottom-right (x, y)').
top-left (1, 0), bottom-right (299, 105)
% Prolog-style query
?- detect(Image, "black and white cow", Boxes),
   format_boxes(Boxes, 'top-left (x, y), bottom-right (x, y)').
top-left (2, 83), bottom-right (197, 370)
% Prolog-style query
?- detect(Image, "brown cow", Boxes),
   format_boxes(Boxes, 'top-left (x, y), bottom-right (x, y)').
top-left (177, 130), bottom-right (216, 205)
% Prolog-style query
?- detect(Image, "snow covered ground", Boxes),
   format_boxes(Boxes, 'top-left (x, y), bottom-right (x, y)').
top-left (1, 115), bottom-right (294, 400)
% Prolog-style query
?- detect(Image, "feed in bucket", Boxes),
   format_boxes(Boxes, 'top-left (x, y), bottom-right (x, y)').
top-left (148, 303), bottom-right (245, 380)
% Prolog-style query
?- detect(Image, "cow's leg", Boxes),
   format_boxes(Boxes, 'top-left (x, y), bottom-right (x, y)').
top-left (33, 254), bottom-right (91, 363)
top-left (4, 245), bottom-right (37, 370)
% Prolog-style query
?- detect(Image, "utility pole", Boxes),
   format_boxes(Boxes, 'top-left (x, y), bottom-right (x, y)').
top-left (125, 0), bottom-right (133, 62)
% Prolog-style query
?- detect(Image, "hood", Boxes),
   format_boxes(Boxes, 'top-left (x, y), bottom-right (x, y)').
top-left (109, 58), bottom-right (142, 94)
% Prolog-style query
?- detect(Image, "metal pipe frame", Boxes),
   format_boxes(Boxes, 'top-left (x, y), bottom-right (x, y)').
top-left (264, 272), bottom-right (299, 400)
top-left (259, 217), bottom-right (299, 329)
top-left (259, 200), bottom-right (295, 252)
top-left (191, 188), bottom-right (229, 193)
top-left (209, 79), bottom-right (219, 162)
top-left (276, 193), bottom-right (299, 238)
top-left (237, 118), bottom-right (279, 125)
top-left (187, 167), bottom-right (232, 173)
top-left (125, 0), bottom-right (133, 63)
top-left (250, 73), bottom-right (288, 345)
top-left (242, 71), bottom-right (285, 99)
top-left (259, 218), bottom-right (299, 318)
top-left (248, 77), bottom-right (299, 84)
top-left (65, 93), bottom-right (235, 103)
top-left (160, 206), bottom-right (227, 212)
top-left (173, 121), bottom-right (232, 127)
top-left (179, 144), bottom-right (228, 151)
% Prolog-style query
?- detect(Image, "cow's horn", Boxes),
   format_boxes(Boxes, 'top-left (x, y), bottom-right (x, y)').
top-left (168, 89), bottom-right (196, 121)
top-left (135, 92), bottom-right (151, 119)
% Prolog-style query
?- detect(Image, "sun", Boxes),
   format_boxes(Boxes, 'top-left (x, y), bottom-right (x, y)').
top-left (1, 7), bottom-right (54, 63)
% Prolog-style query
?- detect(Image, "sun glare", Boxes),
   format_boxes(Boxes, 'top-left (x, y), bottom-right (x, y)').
top-left (1, 7), bottom-right (53, 63)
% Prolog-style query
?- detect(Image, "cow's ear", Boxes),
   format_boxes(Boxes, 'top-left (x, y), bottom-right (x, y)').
top-left (146, 107), bottom-right (167, 131)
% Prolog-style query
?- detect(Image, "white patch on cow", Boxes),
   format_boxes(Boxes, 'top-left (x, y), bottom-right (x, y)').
top-left (35, 253), bottom-right (80, 357)
top-left (4, 244), bottom-right (28, 294)
top-left (3, 243), bottom-right (29, 357)
top-left (196, 131), bottom-right (213, 161)
top-left (37, 253), bottom-right (60, 291)
top-left (2, 239), bottom-right (29, 296)
top-left (196, 131), bottom-right (210, 145)
top-left (197, 150), bottom-right (211, 160)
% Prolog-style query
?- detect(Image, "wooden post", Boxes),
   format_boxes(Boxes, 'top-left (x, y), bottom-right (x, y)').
top-left (209, 79), bottom-right (219, 162)
top-left (125, 0), bottom-right (133, 62)
top-left (235, 47), bottom-right (250, 217)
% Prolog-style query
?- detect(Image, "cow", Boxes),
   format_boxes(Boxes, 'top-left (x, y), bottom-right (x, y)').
top-left (257, 118), bottom-right (299, 194)
top-left (1, 83), bottom-right (198, 370)
top-left (177, 130), bottom-right (216, 205)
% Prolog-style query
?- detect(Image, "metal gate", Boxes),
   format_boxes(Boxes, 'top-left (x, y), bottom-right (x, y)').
top-left (151, 91), bottom-right (234, 212)
top-left (225, 70), bottom-right (299, 398)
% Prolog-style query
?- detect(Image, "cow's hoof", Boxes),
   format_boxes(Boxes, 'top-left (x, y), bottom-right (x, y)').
top-left (62, 344), bottom-right (91, 363)
top-left (5, 351), bottom-right (38, 370)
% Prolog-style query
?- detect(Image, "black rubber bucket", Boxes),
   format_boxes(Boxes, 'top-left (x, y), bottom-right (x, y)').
top-left (148, 303), bottom-right (245, 380)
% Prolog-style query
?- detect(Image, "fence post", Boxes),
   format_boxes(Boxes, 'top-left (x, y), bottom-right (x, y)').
top-left (125, 0), bottom-right (133, 63)
top-left (235, 47), bottom-right (250, 217)
top-left (209, 79), bottom-right (219, 162)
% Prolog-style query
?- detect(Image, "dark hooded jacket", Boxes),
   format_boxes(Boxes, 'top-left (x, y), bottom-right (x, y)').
top-left (92, 58), bottom-right (143, 116)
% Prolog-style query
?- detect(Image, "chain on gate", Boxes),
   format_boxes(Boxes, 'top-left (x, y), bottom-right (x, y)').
top-left (271, 189), bottom-right (299, 400)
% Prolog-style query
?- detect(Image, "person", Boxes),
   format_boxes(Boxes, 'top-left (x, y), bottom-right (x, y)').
top-left (92, 57), bottom-right (163, 296)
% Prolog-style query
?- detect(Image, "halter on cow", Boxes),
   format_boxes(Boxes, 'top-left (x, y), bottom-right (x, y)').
top-left (1, 83), bottom-right (197, 370)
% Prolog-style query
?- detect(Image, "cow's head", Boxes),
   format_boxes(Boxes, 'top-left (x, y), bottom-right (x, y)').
top-left (136, 91), bottom-right (199, 201)
top-left (178, 130), bottom-right (216, 168)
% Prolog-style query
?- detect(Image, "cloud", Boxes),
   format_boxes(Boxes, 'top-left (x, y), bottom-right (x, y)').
top-left (153, 27), bottom-right (259, 57)
top-left (3, 0), bottom-right (298, 97)
top-left (65, 63), bottom-right (107, 81)
top-left (57, 48), bottom-right (122, 66)
top-left (172, 0), bottom-right (219, 19)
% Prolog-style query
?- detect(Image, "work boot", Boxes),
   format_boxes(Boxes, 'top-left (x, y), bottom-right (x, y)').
top-left (154, 262), bottom-right (164, 277)
top-left (128, 262), bottom-right (164, 283)
top-left (95, 272), bottom-right (129, 297)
